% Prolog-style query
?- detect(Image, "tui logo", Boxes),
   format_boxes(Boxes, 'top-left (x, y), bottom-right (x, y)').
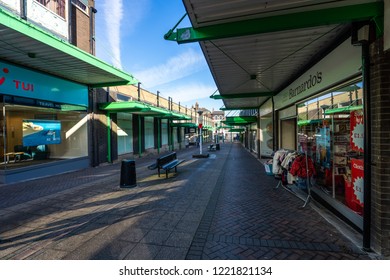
top-left (0, 67), bottom-right (9, 86)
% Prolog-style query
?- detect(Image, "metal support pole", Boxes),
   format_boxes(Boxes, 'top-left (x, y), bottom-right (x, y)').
top-left (300, 152), bottom-right (312, 208)
top-left (200, 127), bottom-right (203, 155)
top-left (158, 118), bottom-right (161, 154)
top-left (106, 112), bottom-right (111, 163)
top-left (138, 116), bottom-right (142, 158)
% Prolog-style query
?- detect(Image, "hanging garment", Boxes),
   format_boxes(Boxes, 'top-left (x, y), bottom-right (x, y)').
top-left (272, 149), bottom-right (289, 175)
top-left (289, 155), bottom-right (316, 178)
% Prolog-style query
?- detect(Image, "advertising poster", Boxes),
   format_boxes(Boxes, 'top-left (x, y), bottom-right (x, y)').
top-left (350, 109), bottom-right (364, 152)
top-left (351, 158), bottom-right (364, 207)
top-left (315, 127), bottom-right (331, 168)
top-left (23, 119), bottom-right (61, 146)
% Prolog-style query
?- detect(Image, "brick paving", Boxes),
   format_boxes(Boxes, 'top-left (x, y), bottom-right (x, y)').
top-left (0, 143), bottom-right (377, 259)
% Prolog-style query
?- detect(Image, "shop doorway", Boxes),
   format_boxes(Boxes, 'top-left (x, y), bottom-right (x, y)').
top-left (280, 118), bottom-right (296, 150)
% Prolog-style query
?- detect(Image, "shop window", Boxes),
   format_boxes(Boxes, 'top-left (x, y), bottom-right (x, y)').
top-left (117, 113), bottom-right (133, 155)
top-left (0, 101), bottom-right (87, 170)
top-left (297, 81), bottom-right (364, 215)
top-left (71, 0), bottom-right (88, 12)
top-left (35, 0), bottom-right (66, 18)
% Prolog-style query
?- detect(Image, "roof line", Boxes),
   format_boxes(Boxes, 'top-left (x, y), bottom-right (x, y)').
top-left (165, 2), bottom-right (383, 44)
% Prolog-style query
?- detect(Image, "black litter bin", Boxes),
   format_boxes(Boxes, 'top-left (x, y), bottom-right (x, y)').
top-left (120, 159), bottom-right (137, 188)
top-left (216, 143), bottom-right (220, 150)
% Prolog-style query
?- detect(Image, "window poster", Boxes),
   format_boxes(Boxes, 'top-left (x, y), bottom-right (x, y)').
top-left (315, 126), bottom-right (331, 168)
top-left (351, 158), bottom-right (364, 207)
top-left (350, 109), bottom-right (364, 152)
top-left (22, 119), bottom-right (61, 146)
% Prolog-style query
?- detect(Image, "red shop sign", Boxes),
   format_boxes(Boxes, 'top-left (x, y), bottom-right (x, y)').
top-left (350, 110), bottom-right (364, 152)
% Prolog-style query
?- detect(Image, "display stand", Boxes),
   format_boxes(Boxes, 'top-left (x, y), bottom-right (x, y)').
top-left (299, 152), bottom-right (312, 209)
top-left (275, 178), bottom-right (282, 189)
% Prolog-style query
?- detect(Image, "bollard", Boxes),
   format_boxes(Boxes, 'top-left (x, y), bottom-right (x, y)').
top-left (216, 143), bottom-right (220, 150)
top-left (120, 159), bottom-right (137, 188)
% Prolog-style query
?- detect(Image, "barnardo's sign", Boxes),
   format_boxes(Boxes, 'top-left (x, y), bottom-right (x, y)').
top-left (0, 60), bottom-right (88, 106)
top-left (274, 39), bottom-right (361, 110)
top-left (288, 71), bottom-right (322, 99)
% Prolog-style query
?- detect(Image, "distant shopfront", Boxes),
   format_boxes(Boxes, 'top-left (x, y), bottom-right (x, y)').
top-left (0, 60), bottom-right (89, 183)
top-left (272, 38), bottom-right (365, 229)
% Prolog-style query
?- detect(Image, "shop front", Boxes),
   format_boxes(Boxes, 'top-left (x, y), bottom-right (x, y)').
top-left (0, 60), bottom-right (89, 183)
top-left (273, 38), bottom-right (364, 229)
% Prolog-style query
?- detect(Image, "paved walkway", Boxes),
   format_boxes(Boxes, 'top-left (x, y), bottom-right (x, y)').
top-left (0, 143), bottom-right (375, 259)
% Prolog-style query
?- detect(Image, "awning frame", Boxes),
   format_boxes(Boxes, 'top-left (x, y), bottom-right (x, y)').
top-left (0, 7), bottom-right (137, 87)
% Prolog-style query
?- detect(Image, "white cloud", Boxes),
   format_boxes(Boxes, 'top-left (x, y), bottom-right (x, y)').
top-left (100, 0), bottom-right (150, 69)
top-left (134, 48), bottom-right (206, 88)
top-left (102, 0), bottom-right (123, 69)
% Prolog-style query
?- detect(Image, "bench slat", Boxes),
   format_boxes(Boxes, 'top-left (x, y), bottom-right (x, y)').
top-left (162, 159), bottom-right (185, 178)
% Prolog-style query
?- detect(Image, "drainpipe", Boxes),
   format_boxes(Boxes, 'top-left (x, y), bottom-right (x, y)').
top-left (137, 82), bottom-right (141, 101)
top-left (362, 41), bottom-right (371, 251)
top-left (89, 6), bottom-right (98, 55)
top-left (20, 0), bottom-right (26, 20)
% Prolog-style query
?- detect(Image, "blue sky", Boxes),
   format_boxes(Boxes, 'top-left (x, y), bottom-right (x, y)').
top-left (94, 0), bottom-right (223, 112)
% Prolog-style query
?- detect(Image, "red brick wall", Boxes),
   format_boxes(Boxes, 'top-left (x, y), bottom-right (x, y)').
top-left (70, 4), bottom-right (91, 53)
top-left (369, 37), bottom-right (390, 258)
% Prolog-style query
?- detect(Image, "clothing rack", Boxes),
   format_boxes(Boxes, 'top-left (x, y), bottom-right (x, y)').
top-left (300, 151), bottom-right (312, 208)
top-left (272, 149), bottom-right (314, 208)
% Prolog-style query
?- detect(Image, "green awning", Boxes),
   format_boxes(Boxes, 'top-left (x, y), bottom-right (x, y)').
top-left (165, 2), bottom-right (383, 44)
top-left (170, 122), bottom-right (197, 128)
top-left (297, 119), bottom-right (323, 126)
top-left (0, 8), bottom-right (137, 87)
top-left (165, 111), bottom-right (192, 120)
top-left (223, 116), bottom-right (257, 126)
top-left (324, 105), bottom-right (363, 115)
top-left (99, 101), bottom-right (191, 119)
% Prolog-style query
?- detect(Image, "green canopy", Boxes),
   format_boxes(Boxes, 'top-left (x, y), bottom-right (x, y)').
top-left (170, 122), bottom-right (197, 128)
top-left (297, 119), bottom-right (323, 126)
top-left (223, 116), bottom-right (257, 126)
top-left (99, 101), bottom-right (191, 119)
top-left (324, 105), bottom-right (363, 115)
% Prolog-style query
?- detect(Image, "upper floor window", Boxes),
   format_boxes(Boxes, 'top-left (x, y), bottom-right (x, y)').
top-left (36, 0), bottom-right (66, 18)
top-left (71, 0), bottom-right (88, 13)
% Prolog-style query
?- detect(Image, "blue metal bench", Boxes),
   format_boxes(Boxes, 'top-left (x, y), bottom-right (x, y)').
top-left (148, 152), bottom-right (185, 178)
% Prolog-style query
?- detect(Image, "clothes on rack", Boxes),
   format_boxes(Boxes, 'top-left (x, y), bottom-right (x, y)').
top-left (289, 154), bottom-right (316, 178)
top-left (280, 151), bottom-right (299, 170)
top-left (272, 149), bottom-right (290, 175)
top-left (272, 149), bottom-right (298, 185)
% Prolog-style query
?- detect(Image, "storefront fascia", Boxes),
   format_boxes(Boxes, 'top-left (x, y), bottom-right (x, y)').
top-left (0, 8), bottom-right (138, 183)
top-left (0, 59), bottom-right (128, 184)
top-left (272, 37), bottom-right (364, 230)
top-left (99, 101), bottom-right (191, 158)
